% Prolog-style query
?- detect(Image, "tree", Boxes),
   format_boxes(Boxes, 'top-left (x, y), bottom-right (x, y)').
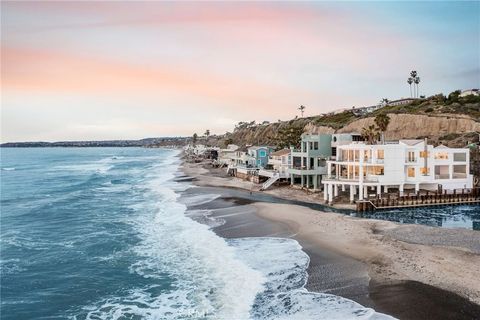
top-left (223, 138), bottom-right (234, 147)
top-left (361, 125), bottom-right (380, 145)
top-left (192, 133), bottom-right (198, 146)
top-left (298, 105), bottom-right (306, 117)
top-left (204, 129), bottom-right (210, 146)
top-left (407, 77), bottom-right (413, 98)
top-left (380, 98), bottom-right (389, 105)
top-left (374, 113), bottom-right (391, 144)
top-left (410, 71), bottom-right (417, 97)
top-left (275, 123), bottom-right (304, 149)
top-left (414, 76), bottom-right (421, 98)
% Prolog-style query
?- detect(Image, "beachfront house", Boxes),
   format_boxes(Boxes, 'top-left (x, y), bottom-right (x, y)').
top-left (258, 149), bottom-right (291, 190)
top-left (288, 133), bottom-right (362, 191)
top-left (216, 144), bottom-right (240, 167)
top-left (247, 146), bottom-right (275, 168)
top-left (322, 139), bottom-right (473, 204)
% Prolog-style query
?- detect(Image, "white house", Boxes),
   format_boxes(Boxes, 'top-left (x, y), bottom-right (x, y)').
top-left (217, 144), bottom-right (240, 166)
top-left (259, 149), bottom-right (291, 178)
top-left (322, 139), bottom-right (473, 204)
top-left (459, 89), bottom-right (479, 97)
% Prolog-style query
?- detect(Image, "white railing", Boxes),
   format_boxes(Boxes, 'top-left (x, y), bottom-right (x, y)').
top-left (261, 173), bottom-right (280, 190)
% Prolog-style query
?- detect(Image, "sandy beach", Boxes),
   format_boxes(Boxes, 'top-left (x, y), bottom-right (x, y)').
top-left (180, 159), bottom-right (480, 319)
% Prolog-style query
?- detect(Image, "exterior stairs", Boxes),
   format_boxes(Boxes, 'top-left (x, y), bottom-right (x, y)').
top-left (261, 173), bottom-right (280, 190)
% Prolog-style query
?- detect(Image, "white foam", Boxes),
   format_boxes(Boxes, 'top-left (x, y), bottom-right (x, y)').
top-left (80, 150), bottom-right (395, 320)
top-left (230, 237), bottom-right (395, 320)
top-left (84, 151), bottom-right (265, 320)
top-left (1, 167), bottom-right (15, 171)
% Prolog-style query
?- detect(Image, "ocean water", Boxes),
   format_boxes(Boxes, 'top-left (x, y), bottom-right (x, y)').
top-left (1, 147), bottom-right (393, 320)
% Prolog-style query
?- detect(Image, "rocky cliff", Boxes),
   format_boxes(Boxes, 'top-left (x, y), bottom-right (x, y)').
top-left (222, 110), bottom-right (479, 148)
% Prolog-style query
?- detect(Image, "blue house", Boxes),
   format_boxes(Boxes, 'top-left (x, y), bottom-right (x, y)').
top-left (247, 146), bottom-right (275, 168)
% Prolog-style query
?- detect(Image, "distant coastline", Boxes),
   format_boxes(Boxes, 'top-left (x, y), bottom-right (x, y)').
top-left (0, 137), bottom-right (187, 148)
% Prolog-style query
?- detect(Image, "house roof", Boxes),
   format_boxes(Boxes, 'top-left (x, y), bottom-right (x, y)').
top-left (399, 139), bottom-right (423, 146)
top-left (270, 149), bottom-right (290, 156)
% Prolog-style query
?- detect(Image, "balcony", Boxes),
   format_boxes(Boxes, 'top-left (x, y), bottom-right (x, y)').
top-left (288, 166), bottom-right (327, 175)
top-left (323, 175), bottom-right (379, 183)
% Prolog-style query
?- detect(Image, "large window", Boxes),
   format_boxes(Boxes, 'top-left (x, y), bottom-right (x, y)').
top-left (420, 151), bottom-right (429, 158)
top-left (407, 167), bottom-right (415, 178)
top-left (377, 149), bottom-right (384, 159)
top-left (435, 152), bottom-right (449, 160)
top-left (453, 153), bottom-right (467, 162)
top-left (435, 165), bottom-right (449, 179)
top-left (453, 165), bottom-right (467, 179)
top-left (313, 142), bottom-right (319, 150)
top-left (259, 150), bottom-right (266, 157)
top-left (367, 165), bottom-right (384, 176)
top-left (364, 149), bottom-right (371, 162)
top-left (354, 150), bottom-right (360, 162)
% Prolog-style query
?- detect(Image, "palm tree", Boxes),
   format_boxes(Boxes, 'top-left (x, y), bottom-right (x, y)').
top-left (414, 76), bottom-right (420, 98)
top-left (410, 71), bottom-right (417, 97)
top-left (192, 133), bottom-right (198, 146)
top-left (407, 77), bottom-right (413, 98)
top-left (361, 125), bottom-right (380, 145)
top-left (298, 105), bottom-right (306, 117)
top-left (204, 129), bottom-right (210, 146)
top-left (374, 113), bottom-right (391, 144)
top-left (381, 98), bottom-right (389, 105)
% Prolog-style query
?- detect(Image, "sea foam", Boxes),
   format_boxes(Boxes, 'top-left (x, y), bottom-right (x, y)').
top-left (82, 151), bottom-right (394, 320)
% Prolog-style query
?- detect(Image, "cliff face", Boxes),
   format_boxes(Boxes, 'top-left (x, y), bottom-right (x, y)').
top-left (336, 114), bottom-right (480, 139)
top-left (218, 99), bottom-right (480, 147)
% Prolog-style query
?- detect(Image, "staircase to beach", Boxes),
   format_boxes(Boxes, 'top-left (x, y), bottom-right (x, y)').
top-left (261, 173), bottom-right (280, 190)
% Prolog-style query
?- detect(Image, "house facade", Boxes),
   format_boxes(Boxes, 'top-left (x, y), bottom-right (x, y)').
top-left (259, 149), bottom-right (291, 178)
top-left (459, 89), bottom-right (479, 97)
top-left (288, 133), bottom-right (362, 191)
top-left (247, 146), bottom-right (275, 168)
top-left (322, 139), bottom-right (473, 204)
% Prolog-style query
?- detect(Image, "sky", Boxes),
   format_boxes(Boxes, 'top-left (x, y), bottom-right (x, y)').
top-left (2, 1), bottom-right (479, 142)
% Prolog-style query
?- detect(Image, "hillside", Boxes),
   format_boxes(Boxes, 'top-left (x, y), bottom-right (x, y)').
top-left (215, 92), bottom-right (480, 148)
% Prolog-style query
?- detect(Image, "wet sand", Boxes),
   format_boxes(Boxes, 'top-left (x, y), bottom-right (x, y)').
top-left (178, 161), bottom-right (480, 319)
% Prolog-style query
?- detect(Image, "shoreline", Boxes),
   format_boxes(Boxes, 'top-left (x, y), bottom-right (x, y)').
top-left (179, 158), bottom-right (480, 319)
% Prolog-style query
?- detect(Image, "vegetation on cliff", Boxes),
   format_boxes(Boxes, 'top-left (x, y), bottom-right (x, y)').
top-left (213, 90), bottom-right (479, 149)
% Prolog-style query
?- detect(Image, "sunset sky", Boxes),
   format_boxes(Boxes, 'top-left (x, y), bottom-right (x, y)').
top-left (2, 1), bottom-right (479, 142)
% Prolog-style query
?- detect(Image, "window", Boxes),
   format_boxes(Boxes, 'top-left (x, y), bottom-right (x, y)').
top-left (259, 150), bottom-right (266, 157)
top-left (317, 158), bottom-right (326, 167)
top-left (453, 165), bottom-right (467, 179)
top-left (313, 142), bottom-right (319, 150)
top-left (364, 150), bottom-right (371, 162)
top-left (348, 149), bottom-right (353, 161)
top-left (435, 165), bottom-right (449, 179)
top-left (407, 151), bottom-right (416, 162)
top-left (377, 149), bottom-right (384, 159)
top-left (453, 153), bottom-right (466, 162)
top-left (420, 151), bottom-right (429, 158)
top-left (407, 167), bottom-right (415, 178)
top-left (435, 152), bottom-right (449, 160)
top-left (371, 165), bottom-right (384, 175)
top-left (332, 147), bottom-right (337, 157)
top-left (354, 150), bottom-right (360, 162)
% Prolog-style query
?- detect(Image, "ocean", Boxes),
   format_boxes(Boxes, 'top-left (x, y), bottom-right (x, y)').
top-left (1, 147), bottom-right (395, 319)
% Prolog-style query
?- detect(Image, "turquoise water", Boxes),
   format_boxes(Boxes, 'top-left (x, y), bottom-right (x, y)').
top-left (1, 148), bottom-right (393, 319)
